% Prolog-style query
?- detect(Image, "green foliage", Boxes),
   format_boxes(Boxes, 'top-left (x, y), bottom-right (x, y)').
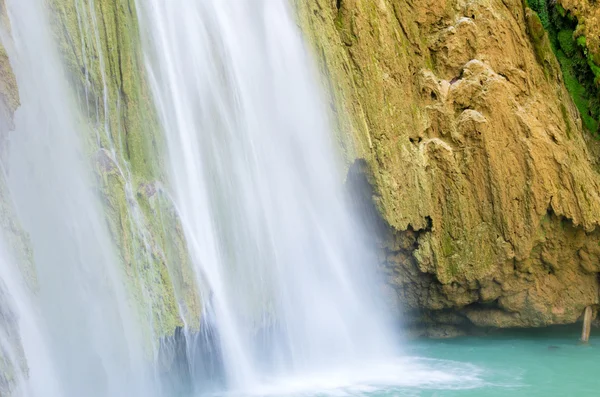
top-left (528, 1), bottom-right (600, 134)
top-left (558, 30), bottom-right (575, 57)
top-left (527, 0), bottom-right (550, 29)
top-left (556, 49), bottom-right (599, 132)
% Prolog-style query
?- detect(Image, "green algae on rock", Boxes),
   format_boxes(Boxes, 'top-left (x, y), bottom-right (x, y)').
top-left (47, 0), bottom-right (164, 180)
top-left (46, 0), bottom-right (201, 343)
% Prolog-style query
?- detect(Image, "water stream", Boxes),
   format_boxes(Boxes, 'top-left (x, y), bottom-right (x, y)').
top-left (3, 0), bottom-right (158, 395)
top-left (136, 0), bottom-right (397, 391)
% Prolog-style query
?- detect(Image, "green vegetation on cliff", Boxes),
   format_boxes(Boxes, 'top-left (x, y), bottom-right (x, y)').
top-left (527, 0), bottom-right (600, 133)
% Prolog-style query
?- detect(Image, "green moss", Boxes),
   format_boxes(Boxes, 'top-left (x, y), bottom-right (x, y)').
top-left (525, 8), bottom-right (560, 81)
top-left (560, 101), bottom-right (573, 139)
top-left (558, 30), bottom-right (575, 57)
top-left (586, 58), bottom-right (600, 83)
top-left (44, 0), bottom-right (201, 343)
top-left (556, 3), bottom-right (567, 18)
top-left (556, 49), bottom-right (598, 132)
top-left (441, 233), bottom-right (455, 257)
top-left (527, 9), bottom-right (546, 41)
top-left (95, 154), bottom-right (200, 343)
top-left (136, 184), bottom-right (202, 332)
top-left (528, 1), bottom-right (600, 135)
top-left (47, 0), bottom-right (164, 182)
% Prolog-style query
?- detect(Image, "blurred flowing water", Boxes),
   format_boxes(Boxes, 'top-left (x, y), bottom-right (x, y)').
top-left (136, 0), bottom-right (397, 392)
top-left (0, 1), bottom-right (599, 397)
top-left (1, 0), bottom-right (160, 396)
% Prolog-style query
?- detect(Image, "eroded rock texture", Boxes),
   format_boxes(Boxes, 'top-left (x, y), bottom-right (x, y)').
top-left (298, 0), bottom-right (600, 335)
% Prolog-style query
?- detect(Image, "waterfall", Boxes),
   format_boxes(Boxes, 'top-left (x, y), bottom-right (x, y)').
top-left (0, 0), bottom-right (401, 395)
top-left (136, 0), bottom-right (397, 392)
top-left (2, 0), bottom-right (159, 396)
top-left (2, 1), bottom-right (574, 396)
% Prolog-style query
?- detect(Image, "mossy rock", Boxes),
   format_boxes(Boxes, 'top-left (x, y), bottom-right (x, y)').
top-left (527, 0), bottom-right (551, 29)
top-left (94, 149), bottom-right (201, 343)
top-left (558, 29), bottom-right (575, 57)
top-left (43, 0), bottom-right (201, 345)
top-left (527, 1), bottom-right (600, 134)
top-left (528, 11), bottom-right (546, 41)
top-left (526, 8), bottom-right (561, 79)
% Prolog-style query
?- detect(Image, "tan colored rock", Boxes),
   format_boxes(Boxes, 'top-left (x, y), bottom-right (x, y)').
top-left (298, 0), bottom-right (600, 330)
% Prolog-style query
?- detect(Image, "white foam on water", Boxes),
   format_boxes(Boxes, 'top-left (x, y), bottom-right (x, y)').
top-left (210, 357), bottom-right (489, 397)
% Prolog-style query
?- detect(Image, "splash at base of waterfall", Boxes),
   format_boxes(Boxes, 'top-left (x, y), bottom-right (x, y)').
top-left (209, 357), bottom-right (486, 397)
top-left (193, 331), bottom-right (600, 397)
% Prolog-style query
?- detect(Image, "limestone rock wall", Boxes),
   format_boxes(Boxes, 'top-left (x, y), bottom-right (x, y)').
top-left (298, 0), bottom-right (600, 334)
top-left (46, 0), bottom-right (201, 340)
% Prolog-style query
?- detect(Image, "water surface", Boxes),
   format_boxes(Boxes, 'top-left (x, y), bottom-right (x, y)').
top-left (212, 330), bottom-right (598, 397)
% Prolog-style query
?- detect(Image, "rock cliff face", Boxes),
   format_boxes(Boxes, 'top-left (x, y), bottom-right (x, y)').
top-left (298, 0), bottom-right (600, 335)
top-left (46, 0), bottom-right (201, 342)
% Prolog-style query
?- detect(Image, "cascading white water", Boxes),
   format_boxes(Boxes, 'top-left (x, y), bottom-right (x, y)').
top-left (2, 1), bottom-right (160, 396)
top-left (0, 233), bottom-right (63, 397)
top-left (137, 0), bottom-right (398, 392)
top-left (0, 0), bottom-right (495, 396)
